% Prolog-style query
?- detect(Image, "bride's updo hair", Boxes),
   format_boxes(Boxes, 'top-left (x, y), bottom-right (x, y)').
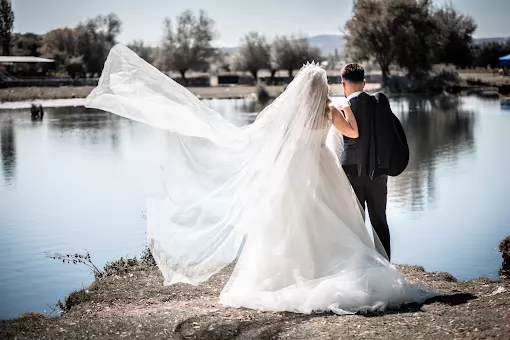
top-left (296, 64), bottom-right (330, 129)
top-left (299, 64), bottom-right (328, 101)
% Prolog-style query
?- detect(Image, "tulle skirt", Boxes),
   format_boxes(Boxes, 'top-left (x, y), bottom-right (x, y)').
top-left (218, 141), bottom-right (435, 314)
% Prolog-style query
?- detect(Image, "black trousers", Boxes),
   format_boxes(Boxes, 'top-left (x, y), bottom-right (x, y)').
top-left (344, 171), bottom-right (391, 261)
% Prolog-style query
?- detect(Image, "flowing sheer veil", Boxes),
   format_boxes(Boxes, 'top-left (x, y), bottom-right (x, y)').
top-left (85, 44), bottom-right (372, 285)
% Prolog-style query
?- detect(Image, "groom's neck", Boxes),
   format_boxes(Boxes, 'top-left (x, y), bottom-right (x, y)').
top-left (345, 85), bottom-right (364, 98)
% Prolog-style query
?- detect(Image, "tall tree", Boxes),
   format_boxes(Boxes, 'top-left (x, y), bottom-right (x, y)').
top-left (345, 0), bottom-right (442, 85)
top-left (0, 0), bottom-right (14, 55)
top-left (234, 32), bottom-right (271, 79)
top-left (389, 0), bottom-right (441, 81)
top-left (12, 33), bottom-right (42, 56)
top-left (272, 35), bottom-right (322, 77)
top-left (345, 0), bottom-right (394, 86)
top-left (101, 13), bottom-right (122, 46)
top-left (38, 28), bottom-right (79, 71)
top-left (434, 6), bottom-right (477, 68)
top-left (160, 10), bottom-right (216, 78)
top-left (75, 13), bottom-right (122, 75)
top-left (472, 41), bottom-right (510, 68)
top-left (213, 49), bottom-right (233, 72)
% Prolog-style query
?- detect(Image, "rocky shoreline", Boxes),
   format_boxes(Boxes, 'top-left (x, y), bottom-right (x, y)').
top-left (1, 257), bottom-right (509, 339)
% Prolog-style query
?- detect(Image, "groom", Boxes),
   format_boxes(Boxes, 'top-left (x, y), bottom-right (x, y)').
top-left (339, 63), bottom-right (393, 261)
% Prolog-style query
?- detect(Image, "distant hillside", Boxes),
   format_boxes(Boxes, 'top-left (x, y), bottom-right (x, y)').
top-left (307, 34), bottom-right (345, 56)
top-left (219, 46), bottom-right (236, 54)
top-left (473, 37), bottom-right (510, 45)
top-left (221, 35), bottom-right (510, 58)
top-left (220, 34), bottom-right (345, 57)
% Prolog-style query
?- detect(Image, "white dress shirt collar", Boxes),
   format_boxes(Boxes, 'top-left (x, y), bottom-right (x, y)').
top-left (346, 91), bottom-right (363, 101)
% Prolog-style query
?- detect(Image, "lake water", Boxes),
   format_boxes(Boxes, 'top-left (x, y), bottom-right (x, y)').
top-left (1, 95), bottom-right (509, 320)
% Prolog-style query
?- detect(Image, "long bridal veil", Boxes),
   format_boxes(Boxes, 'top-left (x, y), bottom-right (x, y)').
top-left (86, 44), bottom-right (437, 314)
top-left (87, 42), bottom-right (394, 280)
top-left (85, 43), bottom-right (357, 284)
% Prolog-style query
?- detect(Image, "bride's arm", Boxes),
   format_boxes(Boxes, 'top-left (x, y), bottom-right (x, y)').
top-left (331, 104), bottom-right (359, 138)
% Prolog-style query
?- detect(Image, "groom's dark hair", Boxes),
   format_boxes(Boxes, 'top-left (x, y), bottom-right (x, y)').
top-left (341, 63), bottom-right (365, 83)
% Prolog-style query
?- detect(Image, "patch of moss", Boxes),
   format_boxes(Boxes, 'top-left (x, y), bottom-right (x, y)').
top-left (57, 288), bottom-right (90, 312)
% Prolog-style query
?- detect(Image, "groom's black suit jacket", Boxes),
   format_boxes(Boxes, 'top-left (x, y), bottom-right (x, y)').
top-left (342, 92), bottom-right (408, 178)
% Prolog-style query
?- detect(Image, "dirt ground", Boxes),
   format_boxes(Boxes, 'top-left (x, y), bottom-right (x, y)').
top-left (1, 262), bottom-right (508, 340)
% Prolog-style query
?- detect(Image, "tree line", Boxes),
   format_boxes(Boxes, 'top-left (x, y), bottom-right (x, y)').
top-left (1, 0), bottom-right (510, 82)
top-left (2, 4), bottom-right (321, 79)
top-left (345, 0), bottom-right (510, 86)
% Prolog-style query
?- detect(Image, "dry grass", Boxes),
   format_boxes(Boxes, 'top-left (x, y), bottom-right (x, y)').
top-left (0, 86), bottom-right (94, 102)
top-left (459, 71), bottom-right (510, 86)
top-left (0, 85), bottom-right (283, 102)
top-left (0, 83), bottom-right (381, 103)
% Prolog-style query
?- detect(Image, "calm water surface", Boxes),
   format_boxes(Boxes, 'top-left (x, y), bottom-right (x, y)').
top-left (0, 96), bottom-right (509, 319)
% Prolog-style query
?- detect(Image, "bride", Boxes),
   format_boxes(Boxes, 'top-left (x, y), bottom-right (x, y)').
top-left (85, 44), bottom-right (436, 315)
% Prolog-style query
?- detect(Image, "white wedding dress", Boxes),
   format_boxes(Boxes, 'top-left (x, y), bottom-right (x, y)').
top-left (85, 44), bottom-right (437, 315)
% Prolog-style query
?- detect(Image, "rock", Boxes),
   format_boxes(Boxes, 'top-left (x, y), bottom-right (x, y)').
top-left (499, 236), bottom-right (510, 275)
top-left (486, 286), bottom-right (506, 296)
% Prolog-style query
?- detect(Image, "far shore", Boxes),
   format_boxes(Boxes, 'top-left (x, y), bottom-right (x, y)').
top-left (1, 81), bottom-right (508, 111)
top-left (0, 84), bottom-right (382, 105)
top-left (1, 69), bottom-right (509, 105)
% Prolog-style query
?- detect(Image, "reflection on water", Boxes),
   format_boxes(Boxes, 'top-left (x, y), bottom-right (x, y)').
top-left (1, 95), bottom-right (510, 320)
top-left (234, 98), bottom-right (274, 118)
top-left (46, 106), bottom-right (122, 150)
top-left (389, 96), bottom-right (476, 212)
top-left (0, 105), bottom-right (147, 321)
top-left (501, 98), bottom-right (510, 111)
top-left (0, 117), bottom-right (16, 186)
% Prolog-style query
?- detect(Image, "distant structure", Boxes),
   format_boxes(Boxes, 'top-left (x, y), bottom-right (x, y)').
top-left (0, 56), bottom-right (55, 80)
top-left (30, 104), bottom-right (44, 120)
top-left (499, 54), bottom-right (510, 67)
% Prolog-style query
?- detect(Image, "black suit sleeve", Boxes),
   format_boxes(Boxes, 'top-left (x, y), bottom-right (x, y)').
top-left (347, 96), bottom-right (366, 138)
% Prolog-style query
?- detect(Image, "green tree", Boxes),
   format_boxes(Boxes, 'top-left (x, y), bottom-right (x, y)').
top-left (390, 0), bottom-right (441, 81)
top-left (214, 50), bottom-right (233, 72)
top-left (101, 13), bottom-right (122, 46)
top-left (234, 32), bottom-right (271, 79)
top-left (345, 0), bottom-right (394, 86)
top-left (345, 0), bottom-right (442, 85)
top-left (66, 56), bottom-right (86, 78)
top-left (472, 41), bottom-right (510, 68)
top-left (0, 0), bottom-right (14, 55)
top-left (272, 35), bottom-right (322, 77)
top-left (434, 6), bottom-right (477, 68)
top-left (160, 10), bottom-right (216, 78)
top-left (38, 28), bottom-right (80, 72)
top-left (75, 13), bottom-right (122, 75)
top-left (12, 33), bottom-right (42, 56)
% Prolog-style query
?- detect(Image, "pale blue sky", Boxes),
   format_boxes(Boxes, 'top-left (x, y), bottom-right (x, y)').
top-left (12, 0), bottom-right (510, 47)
